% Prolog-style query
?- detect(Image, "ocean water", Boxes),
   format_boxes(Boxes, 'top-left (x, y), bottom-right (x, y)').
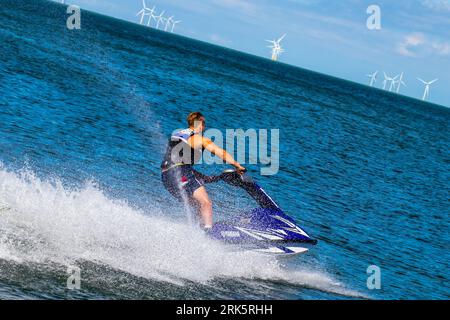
top-left (0, 0), bottom-right (449, 300)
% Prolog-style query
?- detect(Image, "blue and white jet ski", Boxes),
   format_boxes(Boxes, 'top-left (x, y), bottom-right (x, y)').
top-left (205, 170), bottom-right (318, 257)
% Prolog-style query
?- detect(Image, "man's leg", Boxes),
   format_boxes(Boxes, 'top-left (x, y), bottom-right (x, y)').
top-left (192, 186), bottom-right (213, 228)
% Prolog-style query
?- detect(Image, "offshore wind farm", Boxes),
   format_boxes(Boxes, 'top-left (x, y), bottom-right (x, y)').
top-left (50, 0), bottom-right (446, 106)
top-left (366, 71), bottom-right (438, 101)
top-left (136, 0), bottom-right (181, 33)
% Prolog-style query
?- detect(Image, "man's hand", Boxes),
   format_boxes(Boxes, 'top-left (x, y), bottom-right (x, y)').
top-left (235, 164), bottom-right (246, 174)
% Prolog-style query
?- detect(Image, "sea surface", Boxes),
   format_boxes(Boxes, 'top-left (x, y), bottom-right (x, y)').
top-left (0, 0), bottom-right (449, 300)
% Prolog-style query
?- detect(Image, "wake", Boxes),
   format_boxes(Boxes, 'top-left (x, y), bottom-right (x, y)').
top-left (0, 165), bottom-right (362, 297)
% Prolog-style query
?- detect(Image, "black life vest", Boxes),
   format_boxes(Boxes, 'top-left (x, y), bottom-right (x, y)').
top-left (161, 128), bottom-right (203, 170)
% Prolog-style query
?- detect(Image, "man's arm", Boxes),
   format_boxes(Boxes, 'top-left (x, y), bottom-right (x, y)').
top-left (202, 137), bottom-right (246, 172)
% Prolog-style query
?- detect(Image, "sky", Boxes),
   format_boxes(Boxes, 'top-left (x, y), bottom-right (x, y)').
top-left (57, 0), bottom-right (449, 107)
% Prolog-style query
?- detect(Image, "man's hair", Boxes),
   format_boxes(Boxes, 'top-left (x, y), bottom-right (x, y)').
top-left (187, 112), bottom-right (205, 127)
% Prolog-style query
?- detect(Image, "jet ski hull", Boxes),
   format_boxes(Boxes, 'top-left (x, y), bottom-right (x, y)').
top-left (209, 208), bottom-right (317, 246)
top-left (205, 170), bottom-right (318, 256)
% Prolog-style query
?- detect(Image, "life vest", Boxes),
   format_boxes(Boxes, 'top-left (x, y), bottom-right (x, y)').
top-left (172, 128), bottom-right (195, 143)
top-left (161, 129), bottom-right (203, 170)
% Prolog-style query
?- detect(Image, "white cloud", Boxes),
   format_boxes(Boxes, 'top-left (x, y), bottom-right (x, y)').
top-left (396, 33), bottom-right (426, 57)
top-left (396, 32), bottom-right (450, 57)
top-left (432, 42), bottom-right (450, 55)
top-left (421, 0), bottom-right (450, 11)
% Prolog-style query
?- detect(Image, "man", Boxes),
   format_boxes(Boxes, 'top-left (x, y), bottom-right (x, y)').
top-left (161, 112), bottom-right (246, 230)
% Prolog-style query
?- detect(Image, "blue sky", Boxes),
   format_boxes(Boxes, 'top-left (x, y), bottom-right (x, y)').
top-left (62, 0), bottom-right (449, 107)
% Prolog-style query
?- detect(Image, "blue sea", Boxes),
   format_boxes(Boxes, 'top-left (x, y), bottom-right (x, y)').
top-left (0, 0), bottom-right (449, 300)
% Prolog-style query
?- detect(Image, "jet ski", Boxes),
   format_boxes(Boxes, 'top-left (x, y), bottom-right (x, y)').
top-left (205, 170), bottom-right (318, 257)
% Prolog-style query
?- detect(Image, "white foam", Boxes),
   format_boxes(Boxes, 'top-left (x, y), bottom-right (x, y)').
top-left (0, 166), bottom-right (362, 297)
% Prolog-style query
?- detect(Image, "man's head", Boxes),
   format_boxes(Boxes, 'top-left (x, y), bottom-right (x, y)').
top-left (187, 112), bottom-right (206, 132)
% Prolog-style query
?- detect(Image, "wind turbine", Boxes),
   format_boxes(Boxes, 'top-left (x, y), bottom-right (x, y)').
top-left (136, 0), bottom-right (151, 25)
top-left (417, 78), bottom-right (438, 101)
top-left (366, 71), bottom-right (378, 87)
top-left (395, 72), bottom-right (406, 94)
top-left (382, 72), bottom-right (389, 90)
top-left (266, 34), bottom-right (286, 61)
top-left (137, 9), bottom-right (147, 25)
top-left (155, 10), bottom-right (166, 29)
top-left (272, 45), bottom-right (284, 59)
top-left (165, 16), bottom-right (174, 31)
top-left (389, 75), bottom-right (399, 92)
top-left (146, 6), bottom-right (157, 27)
top-left (171, 20), bottom-right (182, 33)
top-left (383, 73), bottom-right (398, 91)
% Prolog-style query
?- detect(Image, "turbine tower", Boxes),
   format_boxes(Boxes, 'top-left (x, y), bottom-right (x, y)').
top-left (266, 34), bottom-right (286, 61)
top-left (155, 10), bottom-right (166, 29)
top-left (171, 20), bottom-right (182, 33)
top-left (395, 72), bottom-right (406, 94)
top-left (136, 0), bottom-right (152, 25)
top-left (146, 6), bottom-right (157, 27)
top-left (382, 72), bottom-right (389, 90)
top-left (367, 71), bottom-right (378, 87)
top-left (383, 73), bottom-right (398, 91)
top-left (417, 78), bottom-right (438, 101)
top-left (389, 75), bottom-right (399, 92)
top-left (165, 16), bottom-right (174, 31)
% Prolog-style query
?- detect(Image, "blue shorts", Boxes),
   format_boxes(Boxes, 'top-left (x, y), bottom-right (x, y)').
top-left (162, 165), bottom-right (204, 201)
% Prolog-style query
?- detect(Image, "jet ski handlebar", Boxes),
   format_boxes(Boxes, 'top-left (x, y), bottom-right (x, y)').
top-left (202, 169), bottom-right (280, 210)
top-left (201, 169), bottom-right (251, 185)
top-left (218, 169), bottom-right (253, 186)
